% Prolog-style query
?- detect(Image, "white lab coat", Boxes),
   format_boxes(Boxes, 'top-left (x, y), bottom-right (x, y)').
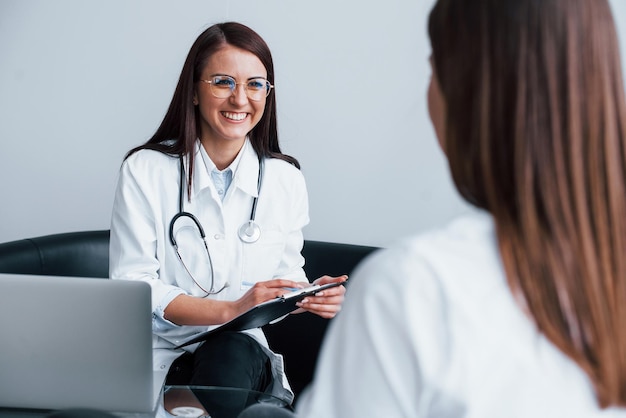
top-left (297, 210), bottom-right (626, 417)
top-left (109, 139), bottom-right (309, 404)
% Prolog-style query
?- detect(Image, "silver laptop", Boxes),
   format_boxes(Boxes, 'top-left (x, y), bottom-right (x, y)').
top-left (0, 273), bottom-right (161, 417)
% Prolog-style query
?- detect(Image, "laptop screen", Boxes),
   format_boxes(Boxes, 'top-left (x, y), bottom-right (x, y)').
top-left (0, 274), bottom-right (157, 415)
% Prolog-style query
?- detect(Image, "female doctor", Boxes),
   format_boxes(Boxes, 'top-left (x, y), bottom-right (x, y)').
top-left (109, 21), bottom-right (347, 404)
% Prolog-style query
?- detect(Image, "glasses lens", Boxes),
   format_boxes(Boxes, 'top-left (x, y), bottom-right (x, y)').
top-left (246, 78), bottom-right (269, 101)
top-left (207, 76), bottom-right (271, 101)
top-left (209, 76), bottom-right (235, 98)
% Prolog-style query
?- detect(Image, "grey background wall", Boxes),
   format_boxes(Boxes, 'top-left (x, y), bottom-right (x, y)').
top-left (1, 1), bottom-right (626, 247)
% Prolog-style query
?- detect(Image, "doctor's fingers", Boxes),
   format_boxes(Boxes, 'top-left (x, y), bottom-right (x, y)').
top-left (308, 292), bottom-right (345, 306)
top-left (297, 293), bottom-right (344, 310)
top-left (240, 286), bottom-right (287, 307)
top-left (296, 299), bottom-right (344, 319)
top-left (310, 284), bottom-right (346, 299)
top-left (312, 274), bottom-right (348, 286)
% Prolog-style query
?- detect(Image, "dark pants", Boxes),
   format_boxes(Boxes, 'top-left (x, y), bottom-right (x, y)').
top-left (166, 331), bottom-right (273, 392)
top-left (237, 403), bottom-right (297, 418)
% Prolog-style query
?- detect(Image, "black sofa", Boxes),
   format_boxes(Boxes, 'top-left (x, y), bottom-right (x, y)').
top-left (0, 230), bottom-right (378, 402)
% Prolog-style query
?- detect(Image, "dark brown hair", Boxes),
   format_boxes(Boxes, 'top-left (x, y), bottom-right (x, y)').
top-left (429, 0), bottom-right (626, 407)
top-left (126, 22), bottom-right (299, 196)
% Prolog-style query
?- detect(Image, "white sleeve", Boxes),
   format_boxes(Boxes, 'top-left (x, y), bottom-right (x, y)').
top-left (109, 155), bottom-right (185, 332)
top-left (296, 244), bottom-right (450, 417)
top-left (273, 167), bottom-right (309, 283)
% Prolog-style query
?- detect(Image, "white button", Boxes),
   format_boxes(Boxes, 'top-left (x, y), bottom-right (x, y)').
top-left (217, 189), bottom-right (224, 195)
top-left (214, 234), bottom-right (223, 240)
top-left (160, 364), bottom-right (167, 369)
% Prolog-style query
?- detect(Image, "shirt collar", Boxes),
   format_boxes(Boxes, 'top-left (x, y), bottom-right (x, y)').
top-left (190, 139), bottom-right (260, 198)
top-left (198, 141), bottom-right (244, 175)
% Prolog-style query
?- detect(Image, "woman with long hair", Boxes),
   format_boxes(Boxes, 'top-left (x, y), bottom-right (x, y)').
top-left (109, 22), bottom-right (346, 408)
top-left (294, 0), bottom-right (626, 416)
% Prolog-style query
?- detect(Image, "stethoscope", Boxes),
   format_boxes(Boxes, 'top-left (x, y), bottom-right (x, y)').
top-left (168, 155), bottom-right (264, 295)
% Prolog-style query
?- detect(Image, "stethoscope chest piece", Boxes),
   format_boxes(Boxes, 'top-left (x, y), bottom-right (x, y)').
top-left (238, 220), bottom-right (261, 243)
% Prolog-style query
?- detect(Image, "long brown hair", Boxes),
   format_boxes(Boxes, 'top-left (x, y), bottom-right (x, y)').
top-left (429, 0), bottom-right (626, 407)
top-left (125, 22), bottom-right (299, 197)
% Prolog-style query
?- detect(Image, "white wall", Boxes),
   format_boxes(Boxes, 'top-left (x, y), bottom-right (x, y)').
top-left (1, 0), bottom-right (625, 247)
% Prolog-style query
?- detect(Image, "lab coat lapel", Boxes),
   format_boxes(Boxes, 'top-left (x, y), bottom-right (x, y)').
top-left (232, 141), bottom-right (260, 199)
top-left (188, 143), bottom-right (213, 200)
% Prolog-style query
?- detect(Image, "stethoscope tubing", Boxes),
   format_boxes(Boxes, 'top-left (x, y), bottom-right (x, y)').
top-left (168, 155), bottom-right (264, 295)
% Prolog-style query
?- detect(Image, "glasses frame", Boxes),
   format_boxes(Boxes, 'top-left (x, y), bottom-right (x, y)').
top-left (199, 75), bottom-right (274, 101)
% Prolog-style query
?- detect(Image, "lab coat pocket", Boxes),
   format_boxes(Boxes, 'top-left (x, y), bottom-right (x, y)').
top-left (241, 228), bottom-right (286, 282)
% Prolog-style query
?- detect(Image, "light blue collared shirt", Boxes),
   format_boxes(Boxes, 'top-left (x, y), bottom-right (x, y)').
top-left (199, 140), bottom-right (246, 201)
top-left (210, 167), bottom-right (233, 201)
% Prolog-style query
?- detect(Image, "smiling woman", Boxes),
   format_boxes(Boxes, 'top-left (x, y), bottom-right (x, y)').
top-left (108, 21), bottom-right (348, 413)
top-left (193, 45), bottom-right (269, 166)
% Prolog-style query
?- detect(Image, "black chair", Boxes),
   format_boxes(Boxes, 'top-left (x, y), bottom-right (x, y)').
top-left (0, 230), bottom-right (110, 278)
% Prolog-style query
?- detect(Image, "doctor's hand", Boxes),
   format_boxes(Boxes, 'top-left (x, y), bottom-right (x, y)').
top-left (230, 279), bottom-right (306, 320)
top-left (294, 275), bottom-right (348, 319)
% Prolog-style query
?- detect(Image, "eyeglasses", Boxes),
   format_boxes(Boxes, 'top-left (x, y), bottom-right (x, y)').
top-left (199, 75), bottom-right (273, 101)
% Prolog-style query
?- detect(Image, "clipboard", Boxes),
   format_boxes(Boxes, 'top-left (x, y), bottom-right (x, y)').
top-left (175, 280), bottom-right (346, 349)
